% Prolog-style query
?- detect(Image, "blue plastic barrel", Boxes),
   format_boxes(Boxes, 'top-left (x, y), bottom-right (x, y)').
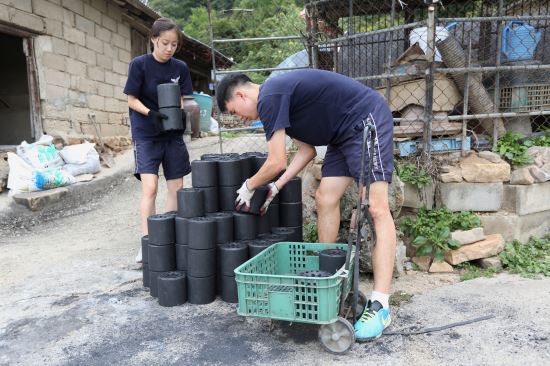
top-left (192, 92), bottom-right (213, 132)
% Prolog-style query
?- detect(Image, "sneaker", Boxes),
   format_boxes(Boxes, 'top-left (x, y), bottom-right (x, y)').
top-left (135, 247), bottom-right (142, 263)
top-left (354, 300), bottom-right (391, 341)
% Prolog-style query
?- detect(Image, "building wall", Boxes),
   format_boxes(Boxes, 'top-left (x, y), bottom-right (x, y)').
top-left (0, 0), bottom-right (132, 137)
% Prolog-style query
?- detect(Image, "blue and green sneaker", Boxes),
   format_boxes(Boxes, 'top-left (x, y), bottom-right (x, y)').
top-left (354, 300), bottom-right (391, 341)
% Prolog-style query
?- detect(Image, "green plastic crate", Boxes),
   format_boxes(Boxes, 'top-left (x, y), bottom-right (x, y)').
top-left (234, 242), bottom-right (355, 325)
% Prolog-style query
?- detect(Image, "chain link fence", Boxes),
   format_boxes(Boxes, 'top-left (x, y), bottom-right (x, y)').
top-left (303, 0), bottom-right (550, 157)
top-left (209, 0), bottom-right (550, 158)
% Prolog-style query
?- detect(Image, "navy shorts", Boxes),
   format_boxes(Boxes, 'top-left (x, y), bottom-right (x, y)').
top-left (322, 105), bottom-right (394, 183)
top-left (133, 137), bottom-right (191, 180)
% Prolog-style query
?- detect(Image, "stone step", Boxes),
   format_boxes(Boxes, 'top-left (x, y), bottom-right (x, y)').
top-left (438, 182), bottom-right (503, 212)
top-left (451, 227), bottom-right (486, 245)
top-left (502, 181), bottom-right (550, 216)
top-left (444, 234), bottom-right (505, 265)
top-left (13, 188), bottom-right (69, 211)
top-left (480, 210), bottom-right (550, 243)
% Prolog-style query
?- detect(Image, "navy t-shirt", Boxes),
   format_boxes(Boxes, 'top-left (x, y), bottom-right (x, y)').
top-left (124, 54), bottom-right (193, 141)
top-left (258, 69), bottom-right (386, 145)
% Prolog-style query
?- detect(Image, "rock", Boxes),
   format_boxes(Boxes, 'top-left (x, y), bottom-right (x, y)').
top-left (451, 227), bottom-right (486, 245)
top-left (527, 146), bottom-right (550, 167)
top-left (403, 182), bottom-right (435, 209)
top-left (473, 256), bottom-right (503, 271)
top-left (510, 167), bottom-right (535, 185)
top-left (103, 136), bottom-right (122, 152)
top-left (119, 136), bottom-right (132, 147)
top-left (301, 164), bottom-right (320, 225)
top-left (359, 229), bottom-right (407, 276)
top-left (440, 165), bottom-right (454, 173)
top-left (75, 174), bottom-right (94, 182)
top-left (478, 151), bottom-right (502, 163)
top-left (13, 188), bottom-right (69, 211)
top-left (394, 234), bottom-right (407, 276)
top-left (444, 234), bottom-right (505, 265)
top-left (310, 162), bottom-right (322, 181)
top-left (529, 165), bottom-right (550, 183)
top-left (440, 165), bottom-right (462, 183)
top-left (412, 256), bottom-right (432, 271)
top-left (429, 260), bottom-right (454, 273)
top-left (460, 155), bottom-right (511, 183)
top-left (389, 173), bottom-right (404, 217)
top-left (68, 137), bottom-right (83, 145)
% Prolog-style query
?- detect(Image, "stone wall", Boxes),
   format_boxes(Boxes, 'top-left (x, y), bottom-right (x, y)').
top-left (0, 0), bottom-right (131, 137)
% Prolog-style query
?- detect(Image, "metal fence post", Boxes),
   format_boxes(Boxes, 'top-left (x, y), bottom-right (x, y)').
top-left (422, 3), bottom-right (436, 158)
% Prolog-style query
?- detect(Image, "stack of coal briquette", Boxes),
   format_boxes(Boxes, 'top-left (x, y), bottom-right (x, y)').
top-left (142, 152), bottom-right (304, 307)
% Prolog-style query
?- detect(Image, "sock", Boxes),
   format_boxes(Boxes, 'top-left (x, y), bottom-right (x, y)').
top-left (370, 291), bottom-right (390, 309)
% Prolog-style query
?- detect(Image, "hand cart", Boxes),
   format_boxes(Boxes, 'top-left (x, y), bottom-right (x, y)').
top-left (234, 122), bottom-right (376, 354)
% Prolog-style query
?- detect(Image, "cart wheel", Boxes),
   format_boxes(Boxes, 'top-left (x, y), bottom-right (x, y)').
top-left (318, 316), bottom-right (355, 354)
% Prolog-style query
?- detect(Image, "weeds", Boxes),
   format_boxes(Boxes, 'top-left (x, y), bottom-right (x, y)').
top-left (396, 162), bottom-right (432, 190)
top-left (303, 222), bottom-right (318, 243)
top-left (495, 130), bottom-right (550, 166)
top-left (457, 262), bottom-right (498, 281)
top-left (400, 208), bottom-right (481, 262)
top-left (500, 235), bottom-right (550, 278)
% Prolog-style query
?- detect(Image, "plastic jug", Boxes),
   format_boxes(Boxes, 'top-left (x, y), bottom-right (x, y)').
top-left (409, 26), bottom-right (449, 62)
top-left (502, 21), bottom-right (541, 61)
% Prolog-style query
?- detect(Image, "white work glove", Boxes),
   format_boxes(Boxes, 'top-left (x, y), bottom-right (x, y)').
top-left (235, 179), bottom-right (255, 212)
top-left (260, 182), bottom-right (279, 216)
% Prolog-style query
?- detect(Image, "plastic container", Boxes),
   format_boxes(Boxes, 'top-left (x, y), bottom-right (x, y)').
top-left (193, 92), bottom-right (213, 132)
top-left (502, 21), bottom-right (541, 61)
top-left (234, 242), bottom-right (354, 324)
top-left (409, 26), bottom-right (449, 62)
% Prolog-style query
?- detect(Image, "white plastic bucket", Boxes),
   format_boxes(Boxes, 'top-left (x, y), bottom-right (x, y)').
top-left (409, 26), bottom-right (449, 62)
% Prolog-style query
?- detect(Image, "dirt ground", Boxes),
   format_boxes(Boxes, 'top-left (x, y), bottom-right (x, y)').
top-left (1, 142), bottom-right (549, 366)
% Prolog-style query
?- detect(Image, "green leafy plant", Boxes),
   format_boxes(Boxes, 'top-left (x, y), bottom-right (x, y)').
top-left (457, 262), bottom-right (498, 281)
top-left (499, 235), bottom-right (550, 278)
top-left (527, 128), bottom-right (550, 147)
top-left (395, 162), bottom-right (432, 190)
top-left (495, 132), bottom-right (533, 166)
top-left (400, 208), bottom-right (481, 262)
top-left (303, 222), bottom-right (318, 243)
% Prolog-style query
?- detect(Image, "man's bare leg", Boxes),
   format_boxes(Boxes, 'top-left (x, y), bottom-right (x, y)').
top-left (316, 176), bottom-right (353, 243)
top-left (367, 181), bottom-right (396, 294)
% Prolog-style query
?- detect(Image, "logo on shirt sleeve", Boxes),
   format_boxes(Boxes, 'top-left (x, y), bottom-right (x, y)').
top-left (171, 76), bottom-right (180, 83)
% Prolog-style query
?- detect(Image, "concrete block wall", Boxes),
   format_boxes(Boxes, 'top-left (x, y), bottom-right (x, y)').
top-left (434, 181), bottom-right (550, 242)
top-left (0, 0), bottom-right (132, 137)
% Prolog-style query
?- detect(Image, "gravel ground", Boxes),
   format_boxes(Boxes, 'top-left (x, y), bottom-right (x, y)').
top-left (1, 138), bottom-right (549, 366)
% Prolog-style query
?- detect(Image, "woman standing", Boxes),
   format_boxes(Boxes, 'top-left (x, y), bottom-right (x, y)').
top-left (124, 18), bottom-right (192, 262)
